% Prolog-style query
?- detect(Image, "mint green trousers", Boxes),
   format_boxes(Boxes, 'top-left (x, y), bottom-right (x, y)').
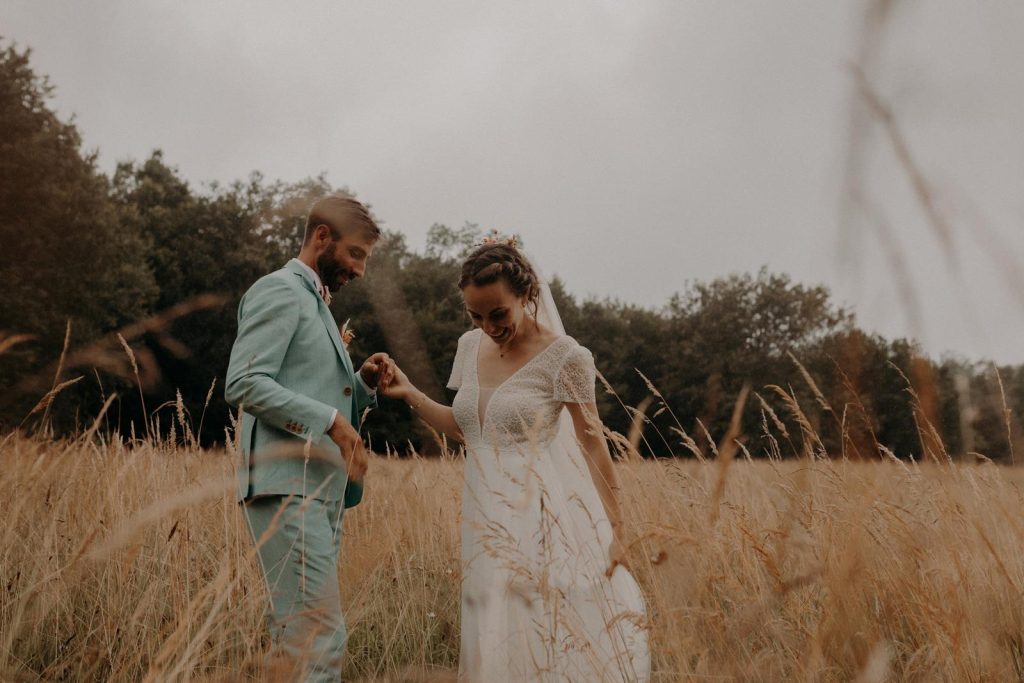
top-left (242, 495), bottom-right (346, 682)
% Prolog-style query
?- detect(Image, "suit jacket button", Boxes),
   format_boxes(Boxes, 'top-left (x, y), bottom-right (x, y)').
top-left (343, 386), bottom-right (353, 397)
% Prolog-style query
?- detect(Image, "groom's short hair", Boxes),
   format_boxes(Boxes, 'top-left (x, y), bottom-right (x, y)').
top-left (304, 194), bottom-right (381, 244)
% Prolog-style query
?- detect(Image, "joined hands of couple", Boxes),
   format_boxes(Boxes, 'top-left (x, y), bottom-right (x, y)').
top-left (327, 352), bottom-right (404, 482)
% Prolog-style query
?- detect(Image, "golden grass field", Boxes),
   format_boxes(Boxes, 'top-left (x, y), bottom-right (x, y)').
top-left (4, 431), bottom-right (1024, 682)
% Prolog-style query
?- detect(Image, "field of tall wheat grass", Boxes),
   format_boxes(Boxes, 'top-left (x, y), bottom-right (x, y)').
top-left (4, 423), bottom-right (1024, 682)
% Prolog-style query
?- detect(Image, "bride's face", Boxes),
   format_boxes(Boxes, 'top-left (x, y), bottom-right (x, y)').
top-left (463, 280), bottom-right (528, 346)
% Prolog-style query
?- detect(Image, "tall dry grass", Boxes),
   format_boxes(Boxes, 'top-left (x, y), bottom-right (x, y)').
top-left (4, 428), bottom-right (1024, 681)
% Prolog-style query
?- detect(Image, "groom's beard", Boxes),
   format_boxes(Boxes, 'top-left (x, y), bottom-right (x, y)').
top-left (317, 250), bottom-right (355, 292)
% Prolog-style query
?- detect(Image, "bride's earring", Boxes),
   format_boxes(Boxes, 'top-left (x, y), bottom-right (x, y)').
top-left (529, 300), bottom-right (540, 330)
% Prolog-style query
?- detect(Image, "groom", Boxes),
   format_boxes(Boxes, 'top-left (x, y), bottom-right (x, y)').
top-left (225, 194), bottom-right (392, 681)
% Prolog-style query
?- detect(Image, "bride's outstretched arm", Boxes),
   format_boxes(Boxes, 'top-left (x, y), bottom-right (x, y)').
top-left (566, 401), bottom-right (629, 575)
top-left (381, 364), bottom-right (463, 442)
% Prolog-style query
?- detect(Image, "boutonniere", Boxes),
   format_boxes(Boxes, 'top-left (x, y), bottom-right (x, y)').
top-left (340, 319), bottom-right (355, 347)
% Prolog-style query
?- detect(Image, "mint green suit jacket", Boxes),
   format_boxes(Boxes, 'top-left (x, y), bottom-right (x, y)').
top-left (225, 260), bottom-right (373, 506)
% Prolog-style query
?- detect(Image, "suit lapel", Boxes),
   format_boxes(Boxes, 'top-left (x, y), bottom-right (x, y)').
top-left (318, 303), bottom-right (355, 377)
top-left (284, 261), bottom-right (355, 378)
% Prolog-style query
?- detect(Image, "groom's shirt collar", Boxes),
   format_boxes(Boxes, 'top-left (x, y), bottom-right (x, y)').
top-left (290, 258), bottom-right (324, 294)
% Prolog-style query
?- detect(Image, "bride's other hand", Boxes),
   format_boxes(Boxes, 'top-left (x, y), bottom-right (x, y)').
top-left (606, 535), bottom-right (629, 578)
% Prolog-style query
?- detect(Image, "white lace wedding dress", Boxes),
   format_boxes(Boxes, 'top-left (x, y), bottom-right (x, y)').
top-left (448, 328), bottom-right (650, 682)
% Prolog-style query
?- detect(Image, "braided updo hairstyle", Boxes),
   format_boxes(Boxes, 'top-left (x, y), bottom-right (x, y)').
top-left (459, 243), bottom-right (542, 320)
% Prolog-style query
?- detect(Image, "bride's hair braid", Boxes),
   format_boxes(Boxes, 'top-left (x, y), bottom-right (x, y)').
top-left (459, 243), bottom-right (541, 318)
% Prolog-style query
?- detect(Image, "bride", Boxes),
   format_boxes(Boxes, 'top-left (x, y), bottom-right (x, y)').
top-left (381, 238), bottom-right (650, 681)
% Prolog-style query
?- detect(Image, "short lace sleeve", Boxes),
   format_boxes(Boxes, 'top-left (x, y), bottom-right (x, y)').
top-left (447, 330), bottom-right (476, 390)
top-left (554, 344), bottom-right (597, 404)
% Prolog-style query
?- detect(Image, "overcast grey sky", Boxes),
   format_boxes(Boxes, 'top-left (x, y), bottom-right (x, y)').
top-left (6, 1), bottom-right (1024, 362)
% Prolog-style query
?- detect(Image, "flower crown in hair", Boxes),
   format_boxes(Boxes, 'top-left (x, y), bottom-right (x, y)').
top-left (475, 228), bottom-right (519, 249)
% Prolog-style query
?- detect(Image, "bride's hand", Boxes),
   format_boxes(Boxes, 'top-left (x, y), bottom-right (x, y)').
top-left (380, 363), bottom-right (413, 401)
top-left (605, 535), bottom-right (630, 578)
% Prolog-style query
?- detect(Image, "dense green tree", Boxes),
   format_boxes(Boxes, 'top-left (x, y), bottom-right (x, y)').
top-left (963, 363), bottom-right (1017, 462)
top-left (805, 331), bottom-right (929, 460)
top-left (0, 43), bottom-right (156, 428)
top-left (656, 270), bottom-right (850, 455)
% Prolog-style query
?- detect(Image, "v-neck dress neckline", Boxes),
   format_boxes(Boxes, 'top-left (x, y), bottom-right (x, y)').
top-left (472, 330), bottom-right (566, 432)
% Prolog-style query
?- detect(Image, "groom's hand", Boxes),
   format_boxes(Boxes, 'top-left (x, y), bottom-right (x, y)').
top-left (360, 352), bottom-right (396, 390)
top-left (328, 414), bottom-right (369, 480)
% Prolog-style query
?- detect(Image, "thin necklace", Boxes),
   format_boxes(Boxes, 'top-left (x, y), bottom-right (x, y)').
top-left (499, 318), bottom-right (543, 357)
top-left (498, 327), bottom-right (533, 358)
top-left (498, 332), bottom-right (520, 358)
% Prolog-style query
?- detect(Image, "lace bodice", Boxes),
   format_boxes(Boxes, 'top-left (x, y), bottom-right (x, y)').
top-left (447, 329), bottom-right (596, 449)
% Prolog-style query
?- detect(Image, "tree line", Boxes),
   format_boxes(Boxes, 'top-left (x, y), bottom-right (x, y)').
top-left (2, 42), bottom-right (1022, 460)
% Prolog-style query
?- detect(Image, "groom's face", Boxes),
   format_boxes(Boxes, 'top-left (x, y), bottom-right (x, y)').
top-left (316, 228), bottom-right (377, 292)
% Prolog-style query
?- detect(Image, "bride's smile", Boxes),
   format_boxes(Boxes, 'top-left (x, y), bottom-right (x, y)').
top-left (463, 280), bottom-right (533, 353)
